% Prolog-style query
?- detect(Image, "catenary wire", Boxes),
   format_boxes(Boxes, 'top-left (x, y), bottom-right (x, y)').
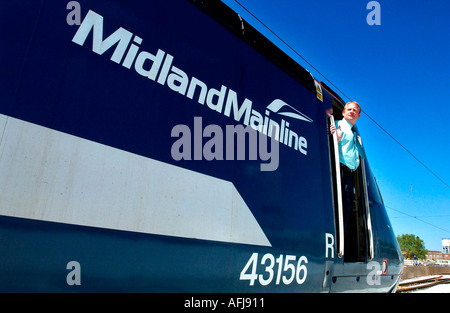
top-left (386, 206), bottom-right (450, 234)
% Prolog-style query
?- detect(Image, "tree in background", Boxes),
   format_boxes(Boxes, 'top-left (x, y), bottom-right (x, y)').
top-left (396, 234), bottom-right (428, 259)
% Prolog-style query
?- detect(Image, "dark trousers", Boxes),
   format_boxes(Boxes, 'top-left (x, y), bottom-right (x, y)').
top-left (340, 164), bottom-right (355, 232)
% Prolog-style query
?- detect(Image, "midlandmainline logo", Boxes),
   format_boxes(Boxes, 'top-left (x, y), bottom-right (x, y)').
top-left (71, 10), bottom-right (312, 156)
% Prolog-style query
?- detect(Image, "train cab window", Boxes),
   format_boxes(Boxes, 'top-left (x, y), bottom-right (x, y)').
top-left (368, 171), bottom-right (384, 206)
top-left (328, 100), bottom-right (372, 263)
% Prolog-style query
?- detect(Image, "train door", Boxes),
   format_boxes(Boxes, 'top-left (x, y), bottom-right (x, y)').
top-left (328, 100), bottom-right (374, 263)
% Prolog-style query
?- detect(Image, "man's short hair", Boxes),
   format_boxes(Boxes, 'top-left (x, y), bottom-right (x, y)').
top-left (343, 101), bottom-right (361, 113)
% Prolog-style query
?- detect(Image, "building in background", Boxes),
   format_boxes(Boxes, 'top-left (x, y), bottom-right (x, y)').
top-left (425, 239), bottom-right (450, 265)
top-left (442, 239), bottom-right (450, 254)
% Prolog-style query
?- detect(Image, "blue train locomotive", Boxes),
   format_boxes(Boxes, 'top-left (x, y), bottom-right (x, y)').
top-left (0, 0), bottom-right (402, 292)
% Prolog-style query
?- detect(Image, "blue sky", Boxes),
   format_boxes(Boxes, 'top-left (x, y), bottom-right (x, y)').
top-left (221, 0), bottom-right (450, 251)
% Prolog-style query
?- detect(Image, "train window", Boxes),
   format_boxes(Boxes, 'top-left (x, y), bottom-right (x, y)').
top-left (366, 166), bottom-right (384, 206)
top-left (328, 101), bottom-right (372, 262)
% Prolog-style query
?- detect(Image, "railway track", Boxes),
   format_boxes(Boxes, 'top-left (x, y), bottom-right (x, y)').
top-left (396, 275), bottom-right (450, 292)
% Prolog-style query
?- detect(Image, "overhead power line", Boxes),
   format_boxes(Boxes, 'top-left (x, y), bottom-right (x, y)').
top-left (376, 180), bottom-right (450, 189)
top-left (391, 215), bottom-right (450, 219)
top-left (232, 0), bottom-right (449, 189)
top-left (386, 206), bottom-right (450, 235)
top-left (361, 113), bottom-right (449, 188)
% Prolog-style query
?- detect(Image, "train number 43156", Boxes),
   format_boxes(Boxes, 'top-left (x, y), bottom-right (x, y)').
top-left (240, 253), bottom-right (308, 286)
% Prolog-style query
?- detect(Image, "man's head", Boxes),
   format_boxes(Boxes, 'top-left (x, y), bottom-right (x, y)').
top-left (342, 101), bottom-right (361, 126)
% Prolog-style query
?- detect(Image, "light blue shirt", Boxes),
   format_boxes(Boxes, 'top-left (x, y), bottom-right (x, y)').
top-left (335, 119), bottom-right (365, 170)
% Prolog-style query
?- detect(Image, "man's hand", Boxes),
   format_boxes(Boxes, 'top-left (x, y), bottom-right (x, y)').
top-left (330, 124), bottom-right (342, 141)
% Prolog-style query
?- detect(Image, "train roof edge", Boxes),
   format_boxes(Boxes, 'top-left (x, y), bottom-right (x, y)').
top-left (191, 0), bottom-right (318, 95)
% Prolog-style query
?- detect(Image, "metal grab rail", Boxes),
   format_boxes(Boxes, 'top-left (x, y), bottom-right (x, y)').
top-left (328, 115), bottom-right (344, 258)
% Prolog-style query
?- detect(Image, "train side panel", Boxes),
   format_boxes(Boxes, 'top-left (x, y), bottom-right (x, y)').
top-left (0, 0), bottom-right (336, 292)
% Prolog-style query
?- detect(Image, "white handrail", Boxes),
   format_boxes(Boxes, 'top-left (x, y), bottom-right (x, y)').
top-left (329, 115), bottom-right (344, 258)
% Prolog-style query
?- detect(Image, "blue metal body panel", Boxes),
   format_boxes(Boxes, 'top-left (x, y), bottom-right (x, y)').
top-left (0, 0), bottom-right (402, 292)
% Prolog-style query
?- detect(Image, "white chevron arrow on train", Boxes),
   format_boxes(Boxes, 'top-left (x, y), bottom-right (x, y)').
top-left (0, 114), bottom-right (271, 247)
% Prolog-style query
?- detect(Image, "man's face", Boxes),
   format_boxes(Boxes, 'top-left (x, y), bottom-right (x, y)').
top-left (342, 103), bottom-right (361, 125)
